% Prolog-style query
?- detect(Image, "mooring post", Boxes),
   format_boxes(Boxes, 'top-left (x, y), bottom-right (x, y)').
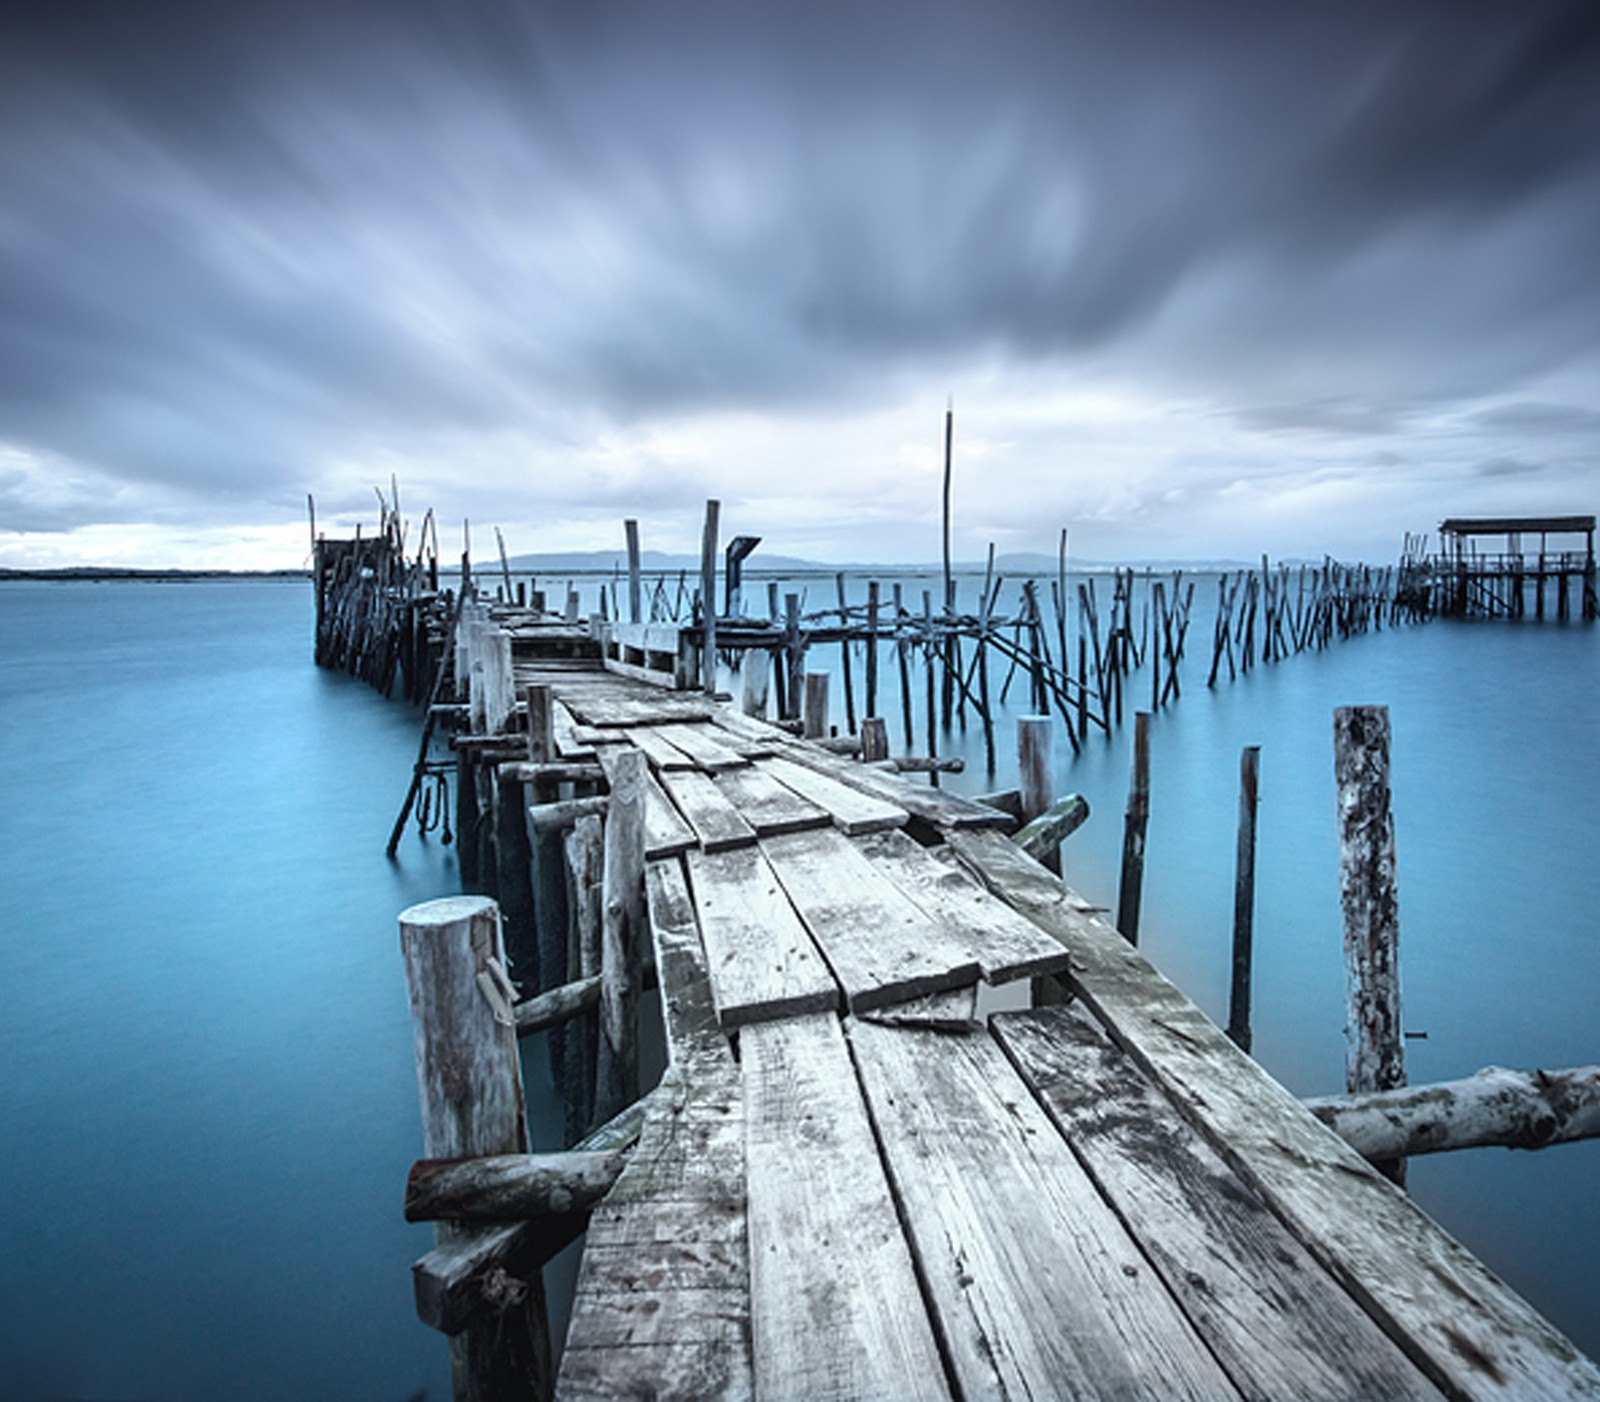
top-left (594, 748), bottom-right (645, 1124)
top-left (741, 647), bottom-right (770, 719)
top-left (1227, 745), bottom-right (1261, 1052)
top-left (803, 671), bottom-right (830, 740)
top-left (399, 896), bottom-right (552, 1401)
top-left (784, 593), bottom-right (805, 722)
top-left (1333, 705), bottom-right (1406, 1185)
top-left (860, 716), bottom-right (890, 763)
top-left (1116, 711), bottom-right (1152, 945)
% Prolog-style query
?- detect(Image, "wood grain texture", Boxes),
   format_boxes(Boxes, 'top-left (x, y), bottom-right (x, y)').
top-left (857, 984), bottom-right (978, 1030)
top-left (849, 1017), bottom-right (1240, 1402)
top-left (662, 768), bottom-right (760, 852)
top-left (713, 764), bottom-right (832, 837)
top-left (759, 754), bottom-right (908, 835)
top-left (946, 827), bottom-right (1600, 1402)
top-left (994, 1003), bottom-right (1440, 1401)
top-left (685, 844), bottom-right (839, 1028)
top-left (762, 827), bottom-right (980, 1012)
top-left (742, 1014), bottom-right (952, 1401)
top-left (655, 721), bottom-right (751, 773)
top-left (625, 724), bottom-right (699, 771)
top-left (856, 828), bottom-right (1073, 985)
top-left (598, 746), bottom-right (700, 859)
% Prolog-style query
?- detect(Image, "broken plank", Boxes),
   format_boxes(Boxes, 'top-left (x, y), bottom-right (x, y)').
top-left (762, 826), bottom-right (979, 1012)
top-left (993, 1003), bottom-right (1440, 1401)
top-left (759, 754), bottom-right (907, 835)
top-left (644, 856), bottom-right (733, 1070)
top-left (655, 721), bottom-right (751, 773)
top-left (743, 1014), bottom-right (952, 1401)
top-left (856, 828), bottom-right (1072, 985)
top-left (661, 768), bottom-right (759, 852)
top-left (625, 725), bottom-right (698, 771)
top-left (947, 827), bottom-right (1600, 1402)
top-left (857, 984), bottom-right (978, 1031)
top-left (685, 844), bottom-right (838, 1029)
top-left (713, 765), bottom-right (831, 837)
top-left (849, 1018), bottom-right (1240, 1402)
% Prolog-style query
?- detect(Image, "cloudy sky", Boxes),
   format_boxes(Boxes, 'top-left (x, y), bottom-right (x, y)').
top-left (2, 0), bottom-right (1597, 569)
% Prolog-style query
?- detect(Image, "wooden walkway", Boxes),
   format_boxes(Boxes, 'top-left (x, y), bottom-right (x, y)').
top-left (490, 647), bottom-right (1598, 1400)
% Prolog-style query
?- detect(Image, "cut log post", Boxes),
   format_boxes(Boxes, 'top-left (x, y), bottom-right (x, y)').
top-left (405, 1148), bottom-right (630, 1224)
top-left (866, 579), bottom-right (880, 718)
top-left (624, 518), bottom-right (642, 624)
top-left (1304, 1065), bottom-right (1600, 1163)
top-left (860, 716), bottom-right (890, 764)
top-left (399, 896), bottom-right (551, 1400)
top-left (1227, 745), bottom-right (1261, 1053)
top-left (1017, 715), bottom-right (1053, 825)
top-left (803, 670), bottom-right (830, 740)
top-left (1116, 711), bottom-right (1152, 945)
top-left (1334, 705), bottom-right (1406, 1184)
top-left (563, 814), bottom-right (604, 1140)
top-left (742, 647), bottom-right (770, 719)
top-left (784, 593), bottom-right (805, 721)
top-left (594, 749), bottom-right (646, 1123)
top-left (700, 498), bottom-right (720, 694)
top-left (525, 684), bottom-right (555, 765)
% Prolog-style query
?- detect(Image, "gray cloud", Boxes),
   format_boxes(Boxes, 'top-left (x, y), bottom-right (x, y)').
top-left (1, 0), bottom-right (1597, 560)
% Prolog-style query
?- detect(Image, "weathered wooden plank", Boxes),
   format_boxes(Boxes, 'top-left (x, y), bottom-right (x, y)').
top-left (662, 768), bottom-right (759, 852)
top-left (644, 855), bottom-right (733, 1069)
top-left (759, 754), bottom-right (907, 835)
top-left (849, 1017), bottom-right (1241, 1401)
top-left (712, 764), bottom-right (832, 837)
top-left (946, 827), bottom-right (1600, 1402)
top-left (563, 690), bottom-right (718, 728)
top-left (743, 1014), bottom-right (952, 1401)
top-left (857, 984), bottom-right (978, 1030)
top-left (856, 828), bottom-right (1073, 985)
top-left (625, 724), bottom-right (699, 771)
top-left (762, 827), bottom-right (980, 1012)
top-left (655, 721), bottom-right (751, 773)
top-left (551, 700), bottom-right (598, 760)
top-left (598, 747), bottom-right (697, 859)
top-left (684, 845), bottom-right (838, 1028)
top-left (995, 1003), bottom-right (1441, 1401)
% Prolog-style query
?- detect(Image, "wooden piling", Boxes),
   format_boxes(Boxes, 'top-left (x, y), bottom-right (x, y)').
top-left (1226, 745), bottom-right (1261, 1053)
top-left (837, 573), bottom-right (857, 734)
top-left (803, 671), bottom-right (831, 740)
top-left (861, 716), bottom-right (890, 764)
top-left (1116, 712), bottom-right (1151, 946)
top-left (594, 749), bottom-right (646, 1124)
top-left (865, 580), bottom-right (880, 720)
top-left (399, 896), bottom-right (552, 1401)
top-left (742, 648), bottom-right (770, 719)
top-left (700, 499), bottom-right (720, 695)
top-left (624, 519), bottom-right (642, 624)
top-left (1333, 705), bottom-right (1406, 1184)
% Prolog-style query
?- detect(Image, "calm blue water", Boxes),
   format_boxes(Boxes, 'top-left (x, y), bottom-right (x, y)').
top-left (3, 574), bottom-right (1595, 1396)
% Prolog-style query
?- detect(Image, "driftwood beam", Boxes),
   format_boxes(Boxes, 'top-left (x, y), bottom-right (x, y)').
top-left (1305, 1064), bottom-right (1600, 1163)
top-left (405, 1149), bottom-right (631, 1224)
top-left (513, 974), bottom-right (602, 1036)
top-left (526, 794), bottom-right (610, 835)
top-left (498, 760), bottom-right (606, 786)
top-left (1012, 794), bottom-right (1089, 866)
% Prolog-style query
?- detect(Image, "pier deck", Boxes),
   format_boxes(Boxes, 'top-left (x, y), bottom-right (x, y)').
top-left (488, 650), bottom-right (1599, 1401)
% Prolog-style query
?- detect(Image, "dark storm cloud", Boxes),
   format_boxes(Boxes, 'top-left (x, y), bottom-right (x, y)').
top-left (1, 0), bottom-right (1597, 549)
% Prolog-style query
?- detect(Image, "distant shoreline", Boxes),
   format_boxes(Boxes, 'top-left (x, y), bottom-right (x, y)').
top-left (0, 568), bottom-right (311, 582)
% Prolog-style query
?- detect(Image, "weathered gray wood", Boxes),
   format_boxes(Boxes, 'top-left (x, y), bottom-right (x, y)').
top-left (598, 746), bottom-right (697, 859)
top-left (643, 856), bottom-right (734, 1068)
top-left (762, 826), bottom-right (980, 1011)
top-left (1017, 715), bottom-right (1053, 823)
top-left (711, 764), bottom-right (831, 837)
top-left (1334, 706), bottom-right (1405, 1097)
top-left (859, 715), bottom-right (889, 763)
top-left (625, 518), bottom-right (642, 624)
top-left (741, 648), bottom-right (770, 719)
top-left (498, 760), bottom-right (606, 786)
top-left (857, 984), bottom-right (978, 1030)
top-left (406, 1149), bottom-right (629, 1223)
top-left (561, 691), bottom-right (718, 728)
top-left (527, 683), bottom-right (555, 763)
top-left (1228, 744), bottom-right (1261, 1052)
top-left (1117, 709), bottom-right (1151, 943)
top-left (595, 749), bottom-right (646, 1123)
top-left (946, 827), bottom-right (1600, 1402)
top-left (654, 721), bottom-right (750, 773)
top-left (855, 828), bottom-right (1072, 985)
top-left (624, 724), bottom-right (698, 771)
top-left (399, 895), bottom-right (550, 1398)
top-left (850, 1017), bottom-right (1241, 1401)
top-left (995, 1004), bottom-right (1439, 1401)
top-left (743, 1014), bottom-right (952, 1401)
top-left (563, 814), bottom-right (604, 1139)
top-left (802, 670), bottom-right (830, 739)
top-left (685, 844), bottom-right (838, 1028)
top-left (661, 768), bottom-right (759, 852)
top-left (526, 794), bottom-right (609, 835)
top-left (513, 974), bottom-right (600, 1036)
top-left (700, 499), bottom-right (719, 694)
top-left (1012, 792), bottom-right (1089, 867)
top-left (1306, 1064), bottom-right (1600, 1161)
top-left (759, 754), bottom-right (907, 835)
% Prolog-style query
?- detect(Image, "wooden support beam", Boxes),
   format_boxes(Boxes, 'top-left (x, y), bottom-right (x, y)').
top-left (1305, 1064), bottom-right (1600, 1162)
top-left (513, 973), bottom-right (601, 1036)
top-left (1012, 793), bottom-right (1089, 867)
top-left (405, 1149), bottom-right (630, 1224)
top-left (595, 748), bottom-right (646, 1122)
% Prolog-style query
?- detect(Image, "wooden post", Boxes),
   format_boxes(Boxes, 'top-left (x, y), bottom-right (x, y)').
top-left (742, 648), bottom-right (770, 719)
top-left (784, 593), bottom-right (804, 722)
top-left (624, 519), bottom-right (642, 624)
top-left (803, 671), bottom-right (830, 740)
top-left (894, 583), bottom-right (913, 748)
top-left (594, 749), bottom-right (645, 1124)
top-left (836, 573), bottom-right (857, 734)
top-left (563, 814), bottom-right (604, 1142)
top-left (1017, 715), bottom-right (1056, 875)
top-left (861, 716), bottom-right (889, 763)
top-left (1116, 711), bottom-right (1151, 945)
top-left (399, 896), bottom-right (551, 1400)
top-left (525, 684), bottom-right (554, 765)
top-left (865, 580), bottom-right (880, 720)
top-left (700, 499), bottom-right (720, 695)
top-left (1333, 706), bottom-right (1406, 1188)
top-left (922, 590), bottom-right (939, 786)
top-left (1227, 745), bottom-right (1261, 1053)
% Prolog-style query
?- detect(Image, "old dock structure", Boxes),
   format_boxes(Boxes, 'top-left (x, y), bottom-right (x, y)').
top-left (1410, 514), bottom-right (1600, 622)
top-left (363, 590), bottom-right (1597, 1402)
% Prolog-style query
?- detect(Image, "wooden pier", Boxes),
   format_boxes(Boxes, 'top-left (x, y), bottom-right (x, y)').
top-left (1408, 515), bottom-right (1599, 622)
top-left (380, 592), bottom-right (1599, 1402)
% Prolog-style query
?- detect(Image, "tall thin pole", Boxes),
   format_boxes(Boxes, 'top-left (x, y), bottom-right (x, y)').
top-left (1227, 745), bottom-right (1261, 1052)
top-left (1116, 712), bottom-right (1151, 945)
